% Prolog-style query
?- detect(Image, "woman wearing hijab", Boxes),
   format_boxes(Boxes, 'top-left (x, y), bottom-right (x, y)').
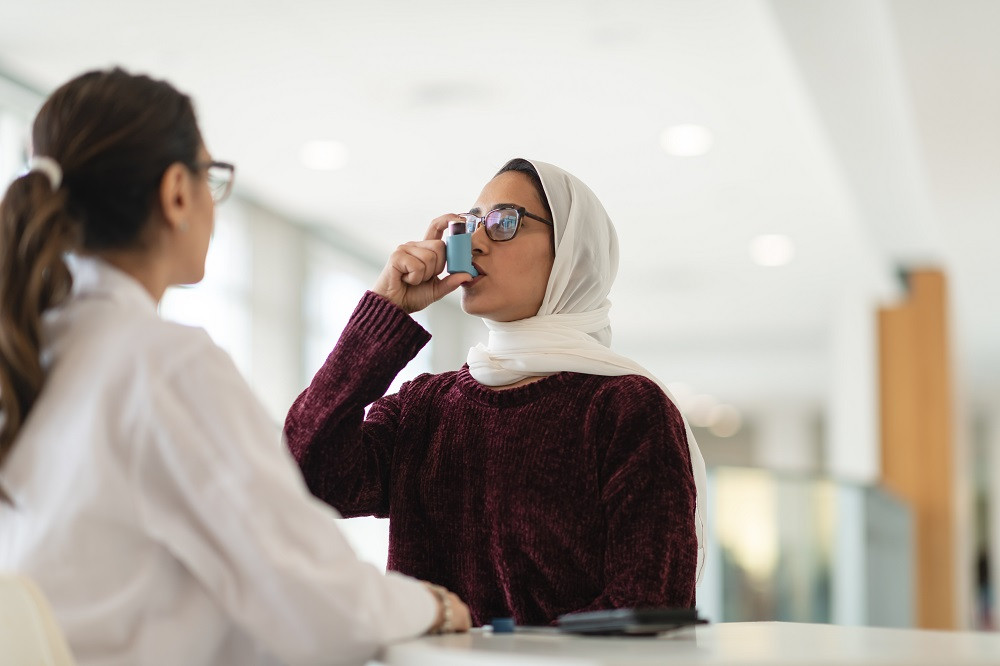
top-left (0, 68), bottom-right (470, 666)
top-left (286, 158), bottom-right (707, 627)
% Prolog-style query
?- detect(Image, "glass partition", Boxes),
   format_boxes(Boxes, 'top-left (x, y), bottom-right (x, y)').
top-left (704, 467), bottom-right (913, 627)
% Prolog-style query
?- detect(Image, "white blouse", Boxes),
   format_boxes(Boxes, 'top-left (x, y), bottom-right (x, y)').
top-left (0, 256), bottom-right (435, 666)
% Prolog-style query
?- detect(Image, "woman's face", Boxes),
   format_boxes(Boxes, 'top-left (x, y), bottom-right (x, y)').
top-left (461, 171), bottom-right (555, 322)
top-left (176, 146), bottom-right (216, 285)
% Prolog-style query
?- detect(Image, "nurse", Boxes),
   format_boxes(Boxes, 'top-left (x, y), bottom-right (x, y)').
top-left (286, 158), bottom-right (707, 626)
top-left (0, 68), bottom-right (469, 666)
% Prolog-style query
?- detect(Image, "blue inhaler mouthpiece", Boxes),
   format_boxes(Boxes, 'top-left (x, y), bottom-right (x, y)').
top-left (446, 220), bottom-right (478, 277)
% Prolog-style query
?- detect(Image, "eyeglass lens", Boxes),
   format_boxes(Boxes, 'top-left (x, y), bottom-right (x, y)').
top-left (485, 209), bottom-right (519, 240)
top-left (207, 166), bottom-right (232, 203)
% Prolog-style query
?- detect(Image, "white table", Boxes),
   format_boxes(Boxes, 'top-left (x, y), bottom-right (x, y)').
top-left (378, 622), bottom-right (1000, 665)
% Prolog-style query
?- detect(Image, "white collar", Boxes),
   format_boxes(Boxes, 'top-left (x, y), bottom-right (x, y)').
top-left (66, 254), bottom-right (159, 314)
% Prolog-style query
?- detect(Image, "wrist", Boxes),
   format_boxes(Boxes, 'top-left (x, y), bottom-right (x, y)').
top-left (425, 583), bottom-right (454, 634)
top-left (371, 285), bottom-right (415, 315)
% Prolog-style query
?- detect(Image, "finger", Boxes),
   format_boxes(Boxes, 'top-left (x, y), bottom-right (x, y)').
top-left (435, 246), bottom-right (447, 277)
top-left (410, 238), bottom-right (448, 275)
top-left (435, 271), bottom-right (473, 297)
top-left (402, 245), bottom-right (442, 284)
top-left (424, 213), bottom-right (467, 241)
top-left (391, 249), bottom-right (433, 286)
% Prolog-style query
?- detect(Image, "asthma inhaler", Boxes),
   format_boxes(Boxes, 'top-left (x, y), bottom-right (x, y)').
top-left (446, 219), bottom-right (478, 277)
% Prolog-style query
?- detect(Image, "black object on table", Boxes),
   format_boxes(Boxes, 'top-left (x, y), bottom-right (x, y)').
top-left (556, 608), bottom-right (708, 636)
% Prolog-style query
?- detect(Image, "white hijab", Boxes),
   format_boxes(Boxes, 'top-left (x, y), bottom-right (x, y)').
top-left (467, 159), bottom-right (707, 583)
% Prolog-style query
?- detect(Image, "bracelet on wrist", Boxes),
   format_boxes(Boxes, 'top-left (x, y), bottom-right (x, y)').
top-left (427, 584), bottom-right (454, 634)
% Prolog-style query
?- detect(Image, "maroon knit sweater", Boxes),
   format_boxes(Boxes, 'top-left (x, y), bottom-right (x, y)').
top-left (285, 292), bottom-right (697, 626)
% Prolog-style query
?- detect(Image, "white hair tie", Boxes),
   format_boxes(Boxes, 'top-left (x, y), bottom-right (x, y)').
top-left (28, 156), bottom-right (63, 191)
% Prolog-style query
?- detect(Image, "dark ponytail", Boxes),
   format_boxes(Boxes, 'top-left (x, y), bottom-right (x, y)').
top-left (0, 68), bottom-right (202, 490)
top-left (0, 173), bottom-right (76, 485)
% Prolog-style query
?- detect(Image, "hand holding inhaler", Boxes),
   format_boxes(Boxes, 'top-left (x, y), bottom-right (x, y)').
top-left (372, 214), bottom-right (474, 314)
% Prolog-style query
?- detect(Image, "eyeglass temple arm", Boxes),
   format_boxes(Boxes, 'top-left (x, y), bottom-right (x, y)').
top-left (523, 211), bottom-right (553, 226)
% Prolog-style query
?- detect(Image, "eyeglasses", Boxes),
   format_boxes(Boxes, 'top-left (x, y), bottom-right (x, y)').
top-left (460, 204), bottom-right (553, 242)
top-left (192, 160), bottom-right (236, 204)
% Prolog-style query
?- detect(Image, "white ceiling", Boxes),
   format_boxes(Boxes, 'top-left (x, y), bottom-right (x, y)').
top-left (0, 0), bottom-right (995, 409)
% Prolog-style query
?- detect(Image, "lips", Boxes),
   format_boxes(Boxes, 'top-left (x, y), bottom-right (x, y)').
top-left (461, 264), bottom-right (486, 289)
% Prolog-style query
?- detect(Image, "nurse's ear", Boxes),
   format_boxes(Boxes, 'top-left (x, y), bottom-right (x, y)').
top-left (158, 162), bottom-right (196, 232)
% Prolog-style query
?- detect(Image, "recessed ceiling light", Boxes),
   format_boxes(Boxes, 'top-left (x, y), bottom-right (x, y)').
top-left (749, 234), bottom-right (795, 267)
top-left (660, 124), bottom-right (714, 157)
top-left (299, 140), bottom-right (349, 171)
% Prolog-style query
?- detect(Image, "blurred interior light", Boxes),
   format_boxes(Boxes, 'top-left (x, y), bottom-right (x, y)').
top-left (299, 140), bottom-right (349, 170)
top-left (749, 234), bottom-right (795, 267)
top-left (666, 381), bottom-right (694, 405)
top-left (708, 404), bottom-right (743, 438)
top-left (686, 393), bottom-right (719, 428)
top-left (660, 124), bottom-right (714, 157)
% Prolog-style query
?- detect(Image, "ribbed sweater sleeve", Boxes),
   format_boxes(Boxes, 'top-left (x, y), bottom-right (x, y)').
top-left (284, 291), bottom-right (430, 517)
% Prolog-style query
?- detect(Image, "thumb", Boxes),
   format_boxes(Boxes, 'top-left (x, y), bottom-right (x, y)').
top-left (436, 272), bottom-right (473, 297)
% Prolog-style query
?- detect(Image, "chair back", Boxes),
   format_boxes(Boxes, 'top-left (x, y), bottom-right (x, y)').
top-left (0, 574), bottom-right (77, 666)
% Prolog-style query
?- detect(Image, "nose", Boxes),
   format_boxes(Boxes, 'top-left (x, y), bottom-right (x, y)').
top-left (470, 222), bottom-right (488, 254)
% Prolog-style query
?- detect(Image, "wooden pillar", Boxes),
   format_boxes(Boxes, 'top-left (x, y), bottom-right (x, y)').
top-left (878, 269), bottom-right (955, 629)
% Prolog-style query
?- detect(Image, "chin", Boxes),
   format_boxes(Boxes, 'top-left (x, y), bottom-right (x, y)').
top-left (462, 289), bottom-right (510, 319)
top-left (178, 266), bottom-right (206, 286)
top-left (460, 291), bottom-right (487, 317)
top-left (461, 288), bottom-right (540, 321)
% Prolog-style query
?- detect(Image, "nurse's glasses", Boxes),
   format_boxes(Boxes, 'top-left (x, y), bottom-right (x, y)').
top-left (192, 160), bottom-right (236, 204)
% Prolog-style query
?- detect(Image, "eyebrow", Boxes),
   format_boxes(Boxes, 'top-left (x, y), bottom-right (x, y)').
top-left (468, 203), bottom-right (523, 216)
